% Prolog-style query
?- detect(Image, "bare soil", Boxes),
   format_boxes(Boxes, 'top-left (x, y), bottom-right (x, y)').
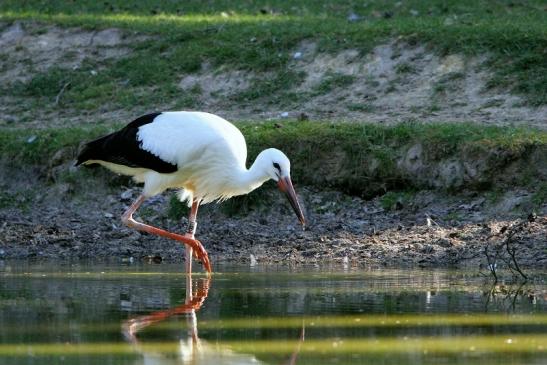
top-left (178, 41), bottom-right (547, 127)
top-left (1, 169), bottom-right (545, 272)
top-left (0, 22), bottom-right (147, 127)
top-left (286, 41), bottom-right (547, 128)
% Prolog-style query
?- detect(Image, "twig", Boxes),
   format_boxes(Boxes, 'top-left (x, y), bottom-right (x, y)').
top-left (483, 219), bottom-right (529, 283)
top-left (55, 81), bottom-right (71, 105)
top-left (494, 220), bottom-right (528, 281)
top-left (484, 245), bottom-right (498, 284)
top-left (510, 282), bottom-right (526, 311)
top-left (505, 225), bottom-right (528, 281)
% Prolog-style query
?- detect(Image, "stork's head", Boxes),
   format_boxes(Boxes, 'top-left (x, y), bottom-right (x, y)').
top-left (257, 148), bottom-right (305, 226)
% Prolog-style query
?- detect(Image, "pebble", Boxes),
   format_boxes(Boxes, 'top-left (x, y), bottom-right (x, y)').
top-left (120, 189), bottom-right (133, 201)
top-left (347, 13), bottom-right (361, 22)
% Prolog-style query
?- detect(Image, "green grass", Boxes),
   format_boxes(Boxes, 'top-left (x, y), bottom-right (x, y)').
top-left (0, 188), bottom-right (34, 211)
top-left (1, 121), bottom-right (545, 198)
top-left (380, 191), bottom-right (415, 211)
top-left (395, 63), bottom-right (416, 75)
top-left (0, 0), bottom-right (545, 115)
top-left (312, 72), bottom-right (356, 95)
top-left (347, 103), bottom-right (375, 112)
top-left (531, 182), bottom-right (547, 208)
top-left (433, 72), bottom-right (465, 95)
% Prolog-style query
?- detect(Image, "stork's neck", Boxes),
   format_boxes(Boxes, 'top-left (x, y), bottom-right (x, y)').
top-left (233, 152), bottom-right (271, 195)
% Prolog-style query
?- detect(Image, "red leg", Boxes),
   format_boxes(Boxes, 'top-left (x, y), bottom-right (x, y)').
top-left (123, 274), bottom-right (210, 343)
top-left (122, 195), bottom-right (211, 273)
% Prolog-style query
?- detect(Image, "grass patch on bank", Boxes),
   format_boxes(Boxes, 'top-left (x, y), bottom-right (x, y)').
top-left (531, 182), bottom-right (547, 209)
top-left (380, 191), bottom-right (416, 211)
top-left (1, 121), bottom-right (545, 198)
top-left (0, 0), bottom-right (545, 113)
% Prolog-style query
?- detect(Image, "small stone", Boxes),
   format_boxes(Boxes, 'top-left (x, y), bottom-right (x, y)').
top-left (250, 254), bottom-right (257, 266)
top-left (280, 112), bottom-right (289, 118)
top-left (27, 135), bottom-right (37, 143)
top-left (410, 9), bottom-right (419, 16)
top-left (120, 189), bottom-right (133, 201)
top-left (347, 12), bottom-right (361, 22)
top-left (104, 212), bottom-right (114, 218)
top-left (293, 51), bottom-right (302, 59)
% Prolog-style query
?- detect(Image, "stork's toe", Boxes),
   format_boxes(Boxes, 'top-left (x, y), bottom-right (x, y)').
top-left (192, 239), bottom-right (212, 273)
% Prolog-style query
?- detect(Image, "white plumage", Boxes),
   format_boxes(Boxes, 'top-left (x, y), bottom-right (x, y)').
top-left (78, 111), bottom-right (305, 274)
top-left (137, 112), bottom-right (248, 201)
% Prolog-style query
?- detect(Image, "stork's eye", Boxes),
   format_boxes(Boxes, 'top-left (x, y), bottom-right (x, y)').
top-left (273, 162), bottom-right (281, 171)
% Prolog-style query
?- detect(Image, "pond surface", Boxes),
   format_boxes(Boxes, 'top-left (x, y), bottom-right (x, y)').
top-left (0, 262), bottom-right (545, 365)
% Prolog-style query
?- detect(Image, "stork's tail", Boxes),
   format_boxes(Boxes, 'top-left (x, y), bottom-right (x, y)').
top-left (75, 135), bottom-right (109, 166)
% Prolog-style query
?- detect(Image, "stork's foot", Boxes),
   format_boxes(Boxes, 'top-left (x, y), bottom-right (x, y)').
top-left (180, 234), bottom-right (212, 274)
top-left (122, 195), bottom-right (212, 274)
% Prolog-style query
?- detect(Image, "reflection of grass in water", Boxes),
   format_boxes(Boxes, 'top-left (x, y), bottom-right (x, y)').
top-left (3, 268), bottom-right (546, 281)
top-left (0, 334), bottom-right (545, 356)
top-left (2, 313), bottom-right (546, 335)
top-left (198, 314), bottom-right (547, 329)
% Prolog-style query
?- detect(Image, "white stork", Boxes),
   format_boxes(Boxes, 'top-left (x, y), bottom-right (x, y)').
top-left (76, 111), bottom-right (305, 274)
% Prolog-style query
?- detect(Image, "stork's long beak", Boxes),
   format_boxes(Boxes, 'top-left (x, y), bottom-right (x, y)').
top-left (277, 176), bottom-right (305, 226)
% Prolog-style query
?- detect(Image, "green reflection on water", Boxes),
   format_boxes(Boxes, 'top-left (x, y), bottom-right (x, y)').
top-left (0, 262), bottom-right (545, 365)
top-left (0, 334), bottom-right (545, 356)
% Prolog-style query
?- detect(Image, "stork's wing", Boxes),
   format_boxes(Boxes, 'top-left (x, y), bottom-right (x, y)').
top-left (76, 112), bottom-right (178, 174)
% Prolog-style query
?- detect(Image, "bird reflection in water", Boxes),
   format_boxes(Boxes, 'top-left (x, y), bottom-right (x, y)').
top-left (122, 274), bottom-right (305, 365)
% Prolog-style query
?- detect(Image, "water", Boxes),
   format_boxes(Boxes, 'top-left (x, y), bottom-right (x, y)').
top-left (0, 262), bottom-right (545, 365)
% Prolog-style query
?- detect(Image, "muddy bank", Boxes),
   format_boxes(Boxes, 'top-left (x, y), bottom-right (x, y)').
top-left (1, 174), bottom-right (545, 272)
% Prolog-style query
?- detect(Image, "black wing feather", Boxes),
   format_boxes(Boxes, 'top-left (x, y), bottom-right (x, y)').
top-left (76, 112), bottom-right (178, 174)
